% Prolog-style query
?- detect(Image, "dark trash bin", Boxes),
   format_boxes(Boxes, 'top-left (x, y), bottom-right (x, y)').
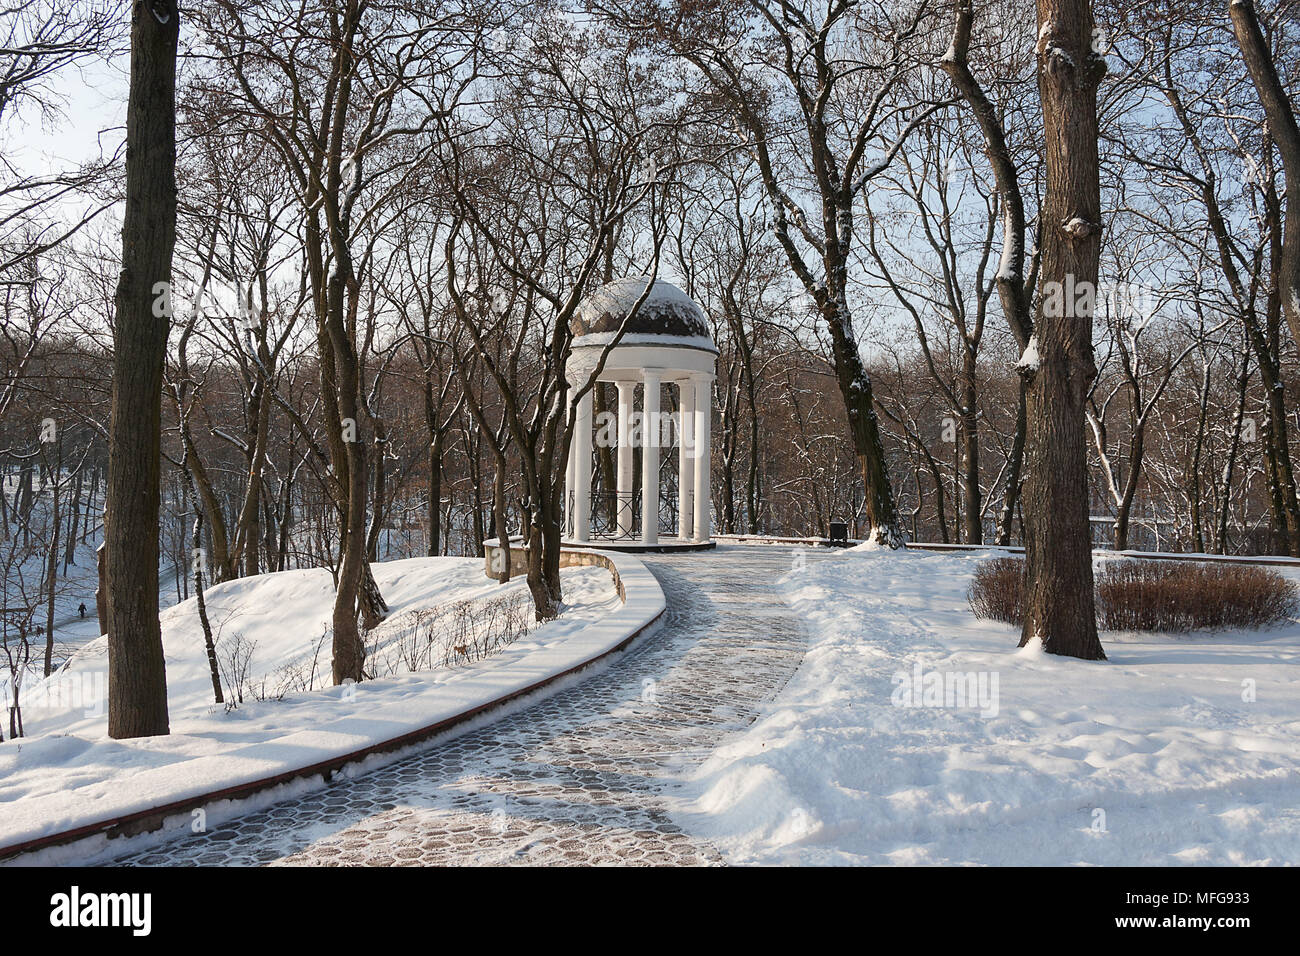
top-left (828, 521), bottom-right (849, 547)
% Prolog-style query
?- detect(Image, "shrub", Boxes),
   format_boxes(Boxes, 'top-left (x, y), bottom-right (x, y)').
top-left (967, 556), bottom-right (1300, 633)
top-left (365, 591), bottom-right (534, 677)
top-left (216, 630), bottom-right (257, 708)
top-left (1095, 560), bottom-right (1298, 632)
top-left (966, 557), bottom-right (1025, 626)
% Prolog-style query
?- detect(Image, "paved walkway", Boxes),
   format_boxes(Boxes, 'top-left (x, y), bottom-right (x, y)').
top-left (111, 545), bottom-right (811, 866)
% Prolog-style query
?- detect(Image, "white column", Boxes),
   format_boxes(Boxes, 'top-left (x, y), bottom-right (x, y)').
top-left (693, 376), bottom-right (712, 542)
top-left (574, 390), bottom-right (593, 543)
top-left (616, 381), bottom-right (635, 537)
top-left (678, 379), bottom-right (694, 540)
top-left (641, 370), bottom-right (661, 545)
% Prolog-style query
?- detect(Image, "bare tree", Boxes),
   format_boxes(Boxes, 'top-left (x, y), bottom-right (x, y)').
top-left (104, 0), bottom-right (178, 738)
top-left (189, 0), bottom-right (487, 679)
top-left (939, 0), bottom-right (1041, 544)
top-left (616, 0), bottom-right (953, 545)
top-left (437, 13), bottom-right (671, 617)
top-left (1230, 0), bottom-right (1300, 358)
top-left (1118, 5), bottom-right (1300, 555)
top-left (1018, 0), bottom-right (1105, 659)
top-left (0, 1), bottom-right (122, 279)
top-left (1085, 250), bottom-right (1202, 550)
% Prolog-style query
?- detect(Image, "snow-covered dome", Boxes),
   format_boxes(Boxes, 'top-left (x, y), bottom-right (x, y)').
top-left (572, 278), bottom-right (710, 340)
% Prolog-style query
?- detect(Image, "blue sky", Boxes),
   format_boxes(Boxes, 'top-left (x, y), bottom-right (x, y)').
top-left (6, 48), bottom-right (128, 177)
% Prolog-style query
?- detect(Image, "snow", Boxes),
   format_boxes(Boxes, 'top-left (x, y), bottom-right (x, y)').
top-left (572, 277), bottom-right (710, 339)
top-left (583, 277), bottom-right (690, 317)
top-left (1050, 48), bottom-right (1076, 69)
top-left (715, 534), bottom-right (844, 546)
top-left (848, 535), bottom-right (890, 552)
top-left (0, 553), bottom-right (661, 853)
top-left (995, 224), bottom-right (1022, 282)
top-left (569, 332), bottom-right (718, 354)
top-left (917, 540), bottom-right (1300, 569)
top-left (0, 473), bottom-right (106, 662)
top-left (1015, 334), bottom-right (1040, 371)
top-left (676, 547), bottom-right (1300, 865)
top-left (1062, 215), bottom-right (1093, 237)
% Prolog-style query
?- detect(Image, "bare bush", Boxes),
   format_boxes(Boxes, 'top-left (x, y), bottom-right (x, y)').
top-left (966, 558), bottom-right (1026, 626)
top-left (968, 557), bottom-right (1299, 633)
top-left (271, 627), bottom-right (330, 697)
top-left (217, 631), bottom-right (256, 709)
top-left (1096, 561), bottom-right (1299, 632)
top-left (366, 592), bottom-right (535, 677)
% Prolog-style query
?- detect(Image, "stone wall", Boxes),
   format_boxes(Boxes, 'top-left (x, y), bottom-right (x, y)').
top-left (482, 539), bottom-right (627, 602)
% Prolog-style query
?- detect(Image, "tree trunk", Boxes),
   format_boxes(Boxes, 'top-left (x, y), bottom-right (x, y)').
top-left (960, 380), bottom-right (982, 545)
top-left (823, 301), bottom-right (903, 547)
top-left (17, 460), bottom-right (32, 547)
top-left (105, 0), bottom-right (178, 737)
top-left (942, 0), bottom-right (1035, 351)
top-left (1188, 360), bottom-right (1210, 553)
top-left (63, 466), bottom-right (82, 572)
top-left (997, 377), bottom-right (1028, 546)
top-left (324, 267), bottom-right (370, 681)
top-left (331, 489), bottom-right (368, 683)
top-left (1112, 421), bottom-right (1146, 552)
top-left (927, 449), bottom-right (951, 544)
top-left (471, 479), bottom-right (486, 555)
top-left (182, 437), bottom-right (235, 581)
top-left (1230, 0), bottom-right (1300, 358)
top-left (358, 559), bottom-right (389, 629)
top-left (721, 388), bottom-right (738, 536)
top-left (525, 496), bottom-right (562, 621)
top-left (944, 0), bottom-right (1033, 550)
top-left (183, 475), bottom-right (222, 705)
top-left (43, 449), bottom-right (60, 677)
top-left (1255, 177), bottom-right (1300, 554)
top-left (1260, 403), bottom-right (1300, 554)
top-left (1020, 0), bottom-right (1105, 660)
top-left (745, 377), bottom-right (761, 533)
top-left (428, 434), bottom-right (442, 557)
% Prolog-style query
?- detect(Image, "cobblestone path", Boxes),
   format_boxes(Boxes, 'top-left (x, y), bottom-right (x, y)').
top-left (112, 545), bottom-right (809, 866)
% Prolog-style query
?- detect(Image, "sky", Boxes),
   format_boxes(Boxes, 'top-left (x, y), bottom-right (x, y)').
top-left (6, 47), bottom-right (128, 180)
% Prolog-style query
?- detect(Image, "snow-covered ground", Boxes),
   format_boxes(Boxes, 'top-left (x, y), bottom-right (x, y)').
top-left (0, 505), bottom-right (106, 664)
top-left (679, 546), bottom-right (1300, 865)
top-left (0, 557), bottom-right (626, 850)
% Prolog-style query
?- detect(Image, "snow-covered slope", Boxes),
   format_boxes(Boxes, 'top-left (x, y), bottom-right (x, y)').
top-left (677, 547), bottom-right (1300, 865)
top-left (0, 557), bottom-right (627, 852)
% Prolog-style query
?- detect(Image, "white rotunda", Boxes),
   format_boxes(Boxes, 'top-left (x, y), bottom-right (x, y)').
top-left (564, 278), bottom-right (717, 551)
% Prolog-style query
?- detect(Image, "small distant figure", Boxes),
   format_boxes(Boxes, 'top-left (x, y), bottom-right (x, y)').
top-left (78, 602), bottom-right (86, 619)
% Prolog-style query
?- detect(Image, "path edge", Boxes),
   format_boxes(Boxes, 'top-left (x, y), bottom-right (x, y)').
top-left (0, 548), bottom-right (663, 865)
